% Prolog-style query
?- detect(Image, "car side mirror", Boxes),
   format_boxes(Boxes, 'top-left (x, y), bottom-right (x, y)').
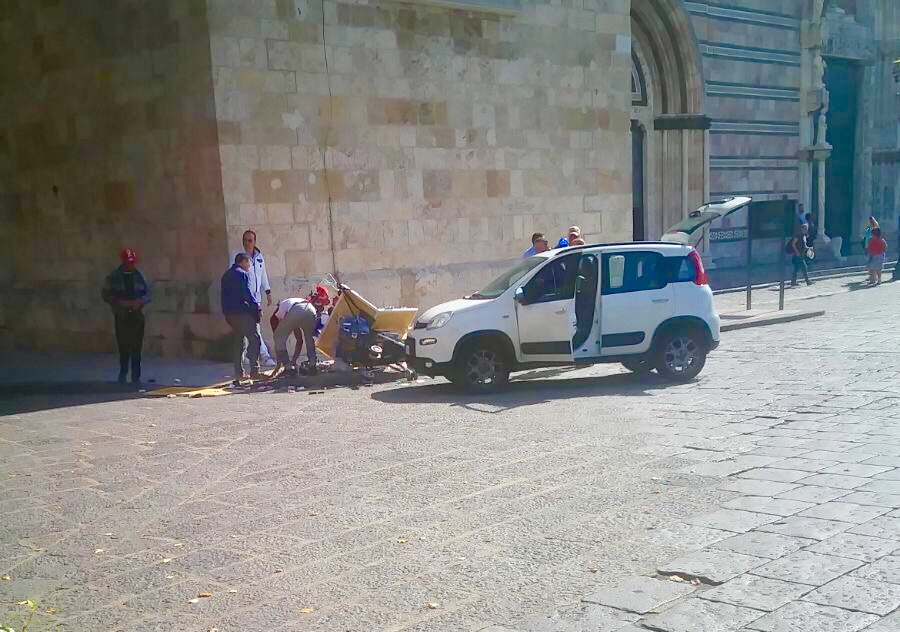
top-left (514, 287), bottom-right (526, 305)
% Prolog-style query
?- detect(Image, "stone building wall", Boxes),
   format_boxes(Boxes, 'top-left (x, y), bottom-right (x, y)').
top-left (0, 0), bottom-right (230, 357)
top-left (207, 0), bottom-right (633, 314)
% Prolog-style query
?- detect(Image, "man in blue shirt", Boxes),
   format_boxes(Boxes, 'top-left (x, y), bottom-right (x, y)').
top-left (221, 253), bottom-right (262, 384)
top-left (523, 232), bottom-right (549, 258)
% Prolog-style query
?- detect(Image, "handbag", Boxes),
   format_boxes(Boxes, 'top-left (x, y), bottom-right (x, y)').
top-left (806, 247), bottom-right (815, 261)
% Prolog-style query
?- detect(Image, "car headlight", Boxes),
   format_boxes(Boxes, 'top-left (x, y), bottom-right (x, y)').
top-left (427, 312), bottom-right (452, 330)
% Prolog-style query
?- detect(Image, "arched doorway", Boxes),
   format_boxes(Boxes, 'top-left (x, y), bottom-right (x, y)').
top-left (630, 0), bottom-right (709, 241)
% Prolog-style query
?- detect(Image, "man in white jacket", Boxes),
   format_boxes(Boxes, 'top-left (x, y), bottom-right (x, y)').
top-left (235, 229), bottom-right (275, 366)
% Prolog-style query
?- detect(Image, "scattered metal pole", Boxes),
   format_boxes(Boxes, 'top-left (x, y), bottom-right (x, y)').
top-left (746, 232), bottom-right (753, 311)
top-left (779, 250), bottom-right (786, 311)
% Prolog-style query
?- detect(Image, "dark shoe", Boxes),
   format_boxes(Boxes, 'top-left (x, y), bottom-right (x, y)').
top-left (118, 372), bottom-right (127, 385)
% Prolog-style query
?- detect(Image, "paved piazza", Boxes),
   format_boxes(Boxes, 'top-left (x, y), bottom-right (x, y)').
top-left (2, 277), bottom-right (900, 631)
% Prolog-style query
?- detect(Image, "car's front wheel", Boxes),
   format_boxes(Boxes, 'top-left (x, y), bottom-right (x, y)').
top-left (654, 328), bottom-right (707, 382)
top-left (452, 339), bottom-right (510, 393)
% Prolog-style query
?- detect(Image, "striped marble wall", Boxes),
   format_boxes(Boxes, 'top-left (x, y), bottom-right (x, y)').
top-left (683, 0), bottom-right (805, 266)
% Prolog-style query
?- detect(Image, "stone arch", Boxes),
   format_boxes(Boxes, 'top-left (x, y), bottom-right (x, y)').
top-left (630, 0), bottom-right (705, 115)
top-left (630, 0), bottom-right (709, 241)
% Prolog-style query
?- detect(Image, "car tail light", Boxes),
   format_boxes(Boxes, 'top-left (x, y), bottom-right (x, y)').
top-left (688, 249), bottom-right (709, 285)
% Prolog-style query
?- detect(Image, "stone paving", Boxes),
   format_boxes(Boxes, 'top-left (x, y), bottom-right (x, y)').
top-left (1, 277), bottom-right (899, 631)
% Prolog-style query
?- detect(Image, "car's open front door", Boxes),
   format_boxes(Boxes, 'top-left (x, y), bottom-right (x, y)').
top-left (515, 253), bottom-right (578, 363)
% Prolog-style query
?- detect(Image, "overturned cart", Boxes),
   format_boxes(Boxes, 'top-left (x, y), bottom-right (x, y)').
top-left (315, 284), bottom-right (418, 375)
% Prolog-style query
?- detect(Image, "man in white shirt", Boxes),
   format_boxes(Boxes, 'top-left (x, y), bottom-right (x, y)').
top-left (235, 230), bottom-right (275, 366)
top-left (270, 296), bottom-right (321, 375)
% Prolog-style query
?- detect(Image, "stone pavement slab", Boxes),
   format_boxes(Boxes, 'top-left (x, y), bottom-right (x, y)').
top-left (750, 551), bottom-right (863, 586)
top-left (719, 480), bottom-right (800, 497)
top-left (796, 474), bottom-right (870, 490)
top-left (852, 555), bottom-right (900, 585)
top-left (860, 611), bottom-right (900, 632)
top-left (798, 502), bottom-right (889, 524)
top-left (850, 516), bottom-right (900, 540)
top-left (581, 577), bottom-right (695, 615)
top-left (805, 532), bottom-right (900, 562)
top-left (682, 509), bottom-right (778, 533)
top-left (737, 468), bottom-right (812, 483)
top-left (746, 601), bottom-right (878, 632)
top-left (801, 575), bottom-right (900, 615)
top-left (837, 491), bottom-right (900, 507)
top-left (708, 532), bottom-right (815, 560)
top-left (698, 574), bottom-right (811, 611)
top-left (756, 516), bottom-right (853, 540)
top-left (639, 597), bottom-right (763, 632)
top-left (657, 550), bottom-right (768, 585)
top-left (776, 485), bottom-right (850, 504)
top-left (721, 496), bottom-right (814, 517)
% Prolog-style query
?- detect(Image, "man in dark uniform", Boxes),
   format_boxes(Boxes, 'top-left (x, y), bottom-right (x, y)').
top-left (102, 248), bottom-right (151, 385)
top-left (221, 253), bottom-right (262, 385)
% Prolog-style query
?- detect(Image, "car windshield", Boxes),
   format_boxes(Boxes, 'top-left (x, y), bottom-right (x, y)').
top-left (467, 256), bottom-right (546, 299)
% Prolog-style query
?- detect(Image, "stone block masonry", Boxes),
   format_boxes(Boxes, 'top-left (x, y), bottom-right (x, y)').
top-left (211, 0), bottom-right (633, 314)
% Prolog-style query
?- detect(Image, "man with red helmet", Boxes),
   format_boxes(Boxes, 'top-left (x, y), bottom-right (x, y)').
top-left (270, 286), bottom-right (329, 376)
top-left (102, 248), bottom-right (151, 385)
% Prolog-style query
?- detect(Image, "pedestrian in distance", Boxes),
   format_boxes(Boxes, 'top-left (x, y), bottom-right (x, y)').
top-left (523, 232), bottom-right (550, 258)
top-left (804, 212), bottom-right (816, 247)
top-left (102, 248), bottom-right (151, 385)
top-left (221, 253), bottom-right (263, 386)
top-left (235, 229), bottom-right (276, 367)
top-left (863, 216), bottom-right (879, 250)
top-left (866, 227), bottom-right (887, 286)
top-left (789, 224), bottom-right (813, 287)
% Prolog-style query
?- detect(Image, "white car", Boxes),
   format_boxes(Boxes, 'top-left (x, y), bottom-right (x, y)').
top-left (407, 197), bottom-right (751, 392)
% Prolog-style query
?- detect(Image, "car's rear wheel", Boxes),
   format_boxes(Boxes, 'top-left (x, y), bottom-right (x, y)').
top-left (452, 339), bottom-right (510, 393)
top-left (621, 357), bottom-right (653, 374)
top-left (654, 328), bottom-right (707, 382)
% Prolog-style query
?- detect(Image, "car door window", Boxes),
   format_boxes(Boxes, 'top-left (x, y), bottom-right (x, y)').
top-left (602, 252), bottom-right (667, 295)
top-left (522, 254), bottom-right (578, 303)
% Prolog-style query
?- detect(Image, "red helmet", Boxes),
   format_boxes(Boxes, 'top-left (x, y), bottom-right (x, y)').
top-left (309, 285), bottom-right (330, 309)
top-left (120, 248), bottom-right (138, 264)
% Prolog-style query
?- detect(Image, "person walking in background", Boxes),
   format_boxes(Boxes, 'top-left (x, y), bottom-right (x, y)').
top-left (221, 253), bottom-right (262, 385)
top-left (804, 212), bottom-right (817, 247)
top-left (789, 224), bottom-right (812, 287)
top-left (235, 230), bottom-right (275, 367)
top-left (863, 216), bottom-right (879, 251)
top-left (102, 248), bottom-right (151, 385)
top-left (866, 227), bottom-right (887, 286)
top-left (523, 232), bottom-right (550, 258)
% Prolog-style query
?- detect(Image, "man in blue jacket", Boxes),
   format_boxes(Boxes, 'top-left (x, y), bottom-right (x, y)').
top-left (102, 248), bottom-right (151, 385)
top-left (221, 253), bottom-right (262, 385)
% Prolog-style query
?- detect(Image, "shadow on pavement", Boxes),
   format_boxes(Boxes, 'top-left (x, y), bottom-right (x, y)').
top-left (0, 382), bottom-right (145, 416)
top-left (371, 369), bottom-right (664, 414)
top-left (844, 280), bottom-right (874, 291)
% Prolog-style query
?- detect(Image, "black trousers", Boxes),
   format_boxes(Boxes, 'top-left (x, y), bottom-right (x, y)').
top-left (115, 311), bottom-right (145, 380)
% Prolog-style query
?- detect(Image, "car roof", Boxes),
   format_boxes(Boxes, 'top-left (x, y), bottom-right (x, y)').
top-left (536, 241), bottom-right (691, 258)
